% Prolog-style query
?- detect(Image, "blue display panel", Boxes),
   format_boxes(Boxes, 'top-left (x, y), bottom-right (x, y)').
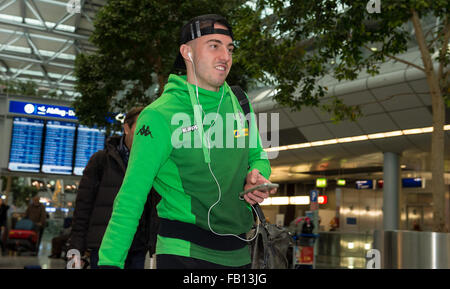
top-left (73, 125), bottom-right (106, 176)
top-left (402, 178), bottom-right (423, 188)
top-left (41, 120), bottom-right (76, 175)
top-left (356, 179), bottom-right (374, 189)
top-left (8, 117), bottom-right (44, 172)
top-left (346, 217), bottom-right (357, 225)
top-left (9, 100), bottom-right (77, 120)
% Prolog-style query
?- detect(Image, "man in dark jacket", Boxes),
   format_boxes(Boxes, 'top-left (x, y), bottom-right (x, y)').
top-left (69, 107), bottom-right (160, 269)
top-left (25, 195), bottom-right (47, 254)
top-left (0, 198), bottom-right (10, 255)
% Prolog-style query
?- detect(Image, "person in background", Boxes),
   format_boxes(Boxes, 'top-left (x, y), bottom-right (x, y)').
top-left (69, 107), bottom-right (160, 269)
top-left (25, 195), bottom-right (46, 254)
top-left (49, 216), bottom-right (72, 259)
top-left (0, 198), bottom-right (10, 255)
top-left (412, 221), bottom-right (422, 231)
top-left (329, 216), bottom-right (339, 231)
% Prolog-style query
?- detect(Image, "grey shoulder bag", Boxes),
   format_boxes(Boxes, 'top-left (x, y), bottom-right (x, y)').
top-left (249, 204), bottom-right (293, 269)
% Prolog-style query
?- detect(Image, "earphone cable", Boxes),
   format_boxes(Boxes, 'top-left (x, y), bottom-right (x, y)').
top-left (190, 54), bottom-right (259, 242)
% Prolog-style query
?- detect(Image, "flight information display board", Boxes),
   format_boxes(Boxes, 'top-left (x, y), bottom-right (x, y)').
top-left (8, 117), bottom-right (44, 173)
top-left (41, 120), bottom-right (76, 175)
top-left (73, 125), bottom-right (106, 176)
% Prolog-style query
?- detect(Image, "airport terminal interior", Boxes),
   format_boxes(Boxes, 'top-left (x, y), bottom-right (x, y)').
top-left (0, 1), bottom-right (449, 269)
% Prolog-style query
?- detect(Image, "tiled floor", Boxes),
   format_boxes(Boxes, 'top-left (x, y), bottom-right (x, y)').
top-left (0, 255), bottom-right (67, 269)
top-left (0, 233), bottom-right (66, 269)
top-left (1, 230), bottom-right (154, 269)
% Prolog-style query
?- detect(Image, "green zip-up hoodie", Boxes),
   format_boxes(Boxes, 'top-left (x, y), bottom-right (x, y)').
top-left (98, 74), bottom-right (271, 268)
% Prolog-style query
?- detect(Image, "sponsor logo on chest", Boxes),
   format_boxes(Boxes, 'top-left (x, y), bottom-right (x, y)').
top-left (182, 124), bottom-right (198, 134)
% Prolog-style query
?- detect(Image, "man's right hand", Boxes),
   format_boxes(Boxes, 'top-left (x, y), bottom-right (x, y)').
top-left (243, 169), bottom-right (277, 205)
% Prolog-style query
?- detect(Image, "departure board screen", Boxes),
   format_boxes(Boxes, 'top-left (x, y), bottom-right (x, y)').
top-left (8, 117), bottom-right (44, 173)
top-left (41, 120), bottom-right (76, 175)
top-left (73, 125), bottom-right (106, 176)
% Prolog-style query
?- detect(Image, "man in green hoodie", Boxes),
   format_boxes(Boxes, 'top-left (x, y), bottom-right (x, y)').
top-left (98, 14), bottom-right (276, 269)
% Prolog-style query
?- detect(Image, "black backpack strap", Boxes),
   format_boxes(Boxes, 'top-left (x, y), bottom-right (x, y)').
top-left (96, 150), bottom-right (107, 182)
top-left (230, 85), bottom-right (251, 122)
top-left (231, 85), bottom-right (256, 191)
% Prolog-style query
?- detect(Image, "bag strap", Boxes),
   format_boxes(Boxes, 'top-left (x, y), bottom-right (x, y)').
top-left (230, 85), bottom-right (250, 125)
top-left (253, 204), bottom-right (267, 226)
top-left (231, 86), bottom-right (268, 226)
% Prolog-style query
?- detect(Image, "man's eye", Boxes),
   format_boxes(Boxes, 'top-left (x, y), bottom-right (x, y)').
top-left (210, 44), bottom-right (217, 48)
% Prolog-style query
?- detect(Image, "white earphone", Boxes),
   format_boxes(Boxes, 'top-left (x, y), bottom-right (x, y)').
top-left (187, 47), bottom-right (259, 243)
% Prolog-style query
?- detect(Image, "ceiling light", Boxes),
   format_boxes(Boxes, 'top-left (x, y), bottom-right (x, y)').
top-left (337, 137), bottom-right (353, 143)
top-left (322, 139), bottom-right (338, 145)
top-left (260, 198), bottom-right (272, 206)
top-left (311, 141), bottom-right (324, 147)
top-left (289, 196), bottom-right (309, 205)
top-left (383, 131), bottom-right (402, 137)
top-left (289, 196), bottom-right (310, 205)
top-left (286, 144), bottom-right (304, 149)
top-left (351, 135), bottom-right (369, 141)
top-left (263, 126), bottom-right (443, 153)
top-left (264, 147), bottom-right (279, 152)
top-left (271, 197), bottom-right (290, 205)
top-left (367, 133), bottom-right (385, 139)
top-left (402, 128), bottom-right (423, 135)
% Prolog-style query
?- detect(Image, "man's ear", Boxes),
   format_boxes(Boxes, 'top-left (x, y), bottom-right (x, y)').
top-left (180, 44), bottom-right (192, 62)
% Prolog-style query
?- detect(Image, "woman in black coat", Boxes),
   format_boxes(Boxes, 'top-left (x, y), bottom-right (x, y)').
top-left (69, 107), bottom-right (160, 269)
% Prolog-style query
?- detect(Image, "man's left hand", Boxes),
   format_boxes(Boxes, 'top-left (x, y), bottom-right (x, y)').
top-left (243, 169), bottom-right (277, 205)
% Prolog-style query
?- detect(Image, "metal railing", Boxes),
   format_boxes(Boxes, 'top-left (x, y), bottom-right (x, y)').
top-left (373, 230), bottom-right (450, 269)
top-left (314, 230), bottom-right (450, 269)
top-left (316, 231), bottom-right (373, 269)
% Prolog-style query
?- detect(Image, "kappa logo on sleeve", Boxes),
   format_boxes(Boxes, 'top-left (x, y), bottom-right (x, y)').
top-left (137, 124), bottom-right (153, 138)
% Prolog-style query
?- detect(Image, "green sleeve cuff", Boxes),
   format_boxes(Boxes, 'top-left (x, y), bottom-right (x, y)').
top-left (248, 159), bottom-right (271, 180)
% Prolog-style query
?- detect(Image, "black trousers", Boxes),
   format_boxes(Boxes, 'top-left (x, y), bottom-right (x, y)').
top-left (156, 254), bottom-right (251, 269)
top-left (51, 234), bottom-right (70, 256)
top-left (36, 227), bottom-right (44, 252)
top-left (0, 225), bottom-right (5, 253)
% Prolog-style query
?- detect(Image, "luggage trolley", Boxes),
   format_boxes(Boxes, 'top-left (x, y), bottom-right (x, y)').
top-left (7, 218), bottom-right (39, 255)
top-left (291, 217), bottom-right (319, 269)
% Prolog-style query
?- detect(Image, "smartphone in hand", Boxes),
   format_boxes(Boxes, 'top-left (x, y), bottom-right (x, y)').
top-left (239, 183), bottom-right (279, 199)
